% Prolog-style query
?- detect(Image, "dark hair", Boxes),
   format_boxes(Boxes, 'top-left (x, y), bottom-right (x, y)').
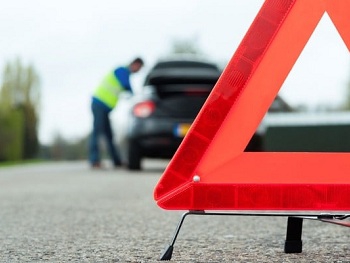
top-left (131, 57), bottom-right (144, 65)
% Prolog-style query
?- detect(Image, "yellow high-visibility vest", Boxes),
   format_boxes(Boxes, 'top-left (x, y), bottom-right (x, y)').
top-left (93, 72), bottom-right (124, 109)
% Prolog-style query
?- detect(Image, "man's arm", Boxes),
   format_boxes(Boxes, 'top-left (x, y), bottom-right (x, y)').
top-left (114, 67), bottom-right (132, 92)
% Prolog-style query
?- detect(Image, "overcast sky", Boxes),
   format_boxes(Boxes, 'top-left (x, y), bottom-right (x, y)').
top-left (0, 0), bottom-right (349, 144)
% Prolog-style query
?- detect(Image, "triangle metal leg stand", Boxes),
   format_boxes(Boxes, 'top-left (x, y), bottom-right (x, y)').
top-left (284, 216), bottom-right (303, 253)
top-left (159, 211), bottom-right (350, 261)
top-left (160, 211), bottom-right (197, 260)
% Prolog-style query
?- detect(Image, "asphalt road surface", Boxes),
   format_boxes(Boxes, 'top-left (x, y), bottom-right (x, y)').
top-left (1, 160), bottom-right (350, 262)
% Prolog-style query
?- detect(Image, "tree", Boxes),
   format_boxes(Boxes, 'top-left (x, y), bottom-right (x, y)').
top-left (341, 78), bottom-right (350, 110)
top-left (0, 58), bottom-right (41, 160)
top-left (43, 132), bottom-right (88, 160)
top-left (168, 37), bottom-right (204, 56)
top-left (0, 110), bottom-right (23, 161)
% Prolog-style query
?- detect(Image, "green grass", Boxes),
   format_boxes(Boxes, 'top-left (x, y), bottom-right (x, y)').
top-left (0, 159), bottom-right (45, 168)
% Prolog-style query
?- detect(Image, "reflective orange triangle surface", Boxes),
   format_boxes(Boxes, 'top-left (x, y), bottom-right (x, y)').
top-left (154, 0), bottom-right (350, 211)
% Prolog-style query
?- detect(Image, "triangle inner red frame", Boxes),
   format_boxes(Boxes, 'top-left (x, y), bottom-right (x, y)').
top-left (154, 0), bottom-right (350, 211)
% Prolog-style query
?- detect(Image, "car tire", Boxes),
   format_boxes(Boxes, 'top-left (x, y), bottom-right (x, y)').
top-left (127, 140), bottom-right (142, 170)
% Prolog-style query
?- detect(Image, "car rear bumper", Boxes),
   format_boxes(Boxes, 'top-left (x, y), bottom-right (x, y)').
top-left (128, 117), bottom-right (192, 157)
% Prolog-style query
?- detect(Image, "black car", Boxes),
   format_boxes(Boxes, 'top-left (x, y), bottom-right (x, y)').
top-left (114, 57), bottom-right (293, 170)
top-left (114, 57), bottom-right (222, 170)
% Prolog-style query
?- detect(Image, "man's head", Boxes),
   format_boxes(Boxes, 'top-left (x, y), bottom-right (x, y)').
top-left (129, 57), bottom-right (144, 73)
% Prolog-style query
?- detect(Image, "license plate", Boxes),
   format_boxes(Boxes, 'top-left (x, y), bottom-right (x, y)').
top-left (174, 123), bottom-right (191, 138)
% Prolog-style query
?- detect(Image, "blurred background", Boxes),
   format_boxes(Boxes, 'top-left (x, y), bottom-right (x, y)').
top-left (0, 0), bottom-right (349, 163)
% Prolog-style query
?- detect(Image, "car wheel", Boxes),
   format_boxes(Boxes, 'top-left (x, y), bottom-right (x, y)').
top-left (127, 140), bottom-right (142, 170)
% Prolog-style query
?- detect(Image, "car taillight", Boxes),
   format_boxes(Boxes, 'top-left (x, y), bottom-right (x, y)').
top-left (133, 101), bottom-right (155, 118)
top-left (185, 88), bottom-right (210, 96)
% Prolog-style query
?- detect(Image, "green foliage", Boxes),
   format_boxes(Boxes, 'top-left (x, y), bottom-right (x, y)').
top-left (341, 79), bottom-right (350, 111)
top-left (20, 103), bottom-right (39, 159)
top-left (40, 132), bottom-right (89, 160)
top-left (0, 109), bottom-right (24, 161)
top-left (0, 58), bottom-right (40, 109)
top-left (169, 38), bottom-right (204, 55)
top-left (0, 57), bottom-right (41, 161)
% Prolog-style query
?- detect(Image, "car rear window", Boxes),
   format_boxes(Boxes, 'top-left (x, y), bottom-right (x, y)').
top-left (145, 67), bottom-right (221, 86)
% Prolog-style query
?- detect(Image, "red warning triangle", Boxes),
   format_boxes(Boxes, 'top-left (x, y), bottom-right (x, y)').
top-left (154, 0), bottom-right (350, 211)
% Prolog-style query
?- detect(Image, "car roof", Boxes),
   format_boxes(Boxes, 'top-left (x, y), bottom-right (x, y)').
top-left (152, 59), bottom-right (220, 70)
top-left (144, 57), bottom-right (221, 85)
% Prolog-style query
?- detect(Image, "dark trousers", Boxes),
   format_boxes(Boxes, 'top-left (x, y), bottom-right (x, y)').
top-left (89, 100), bottom-right (121, 166)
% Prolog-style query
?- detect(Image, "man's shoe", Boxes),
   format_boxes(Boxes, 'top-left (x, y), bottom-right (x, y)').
top-left (114, 161), bottom-right (126, 169)
top-left (91, 162), bottom-right (103, 169)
